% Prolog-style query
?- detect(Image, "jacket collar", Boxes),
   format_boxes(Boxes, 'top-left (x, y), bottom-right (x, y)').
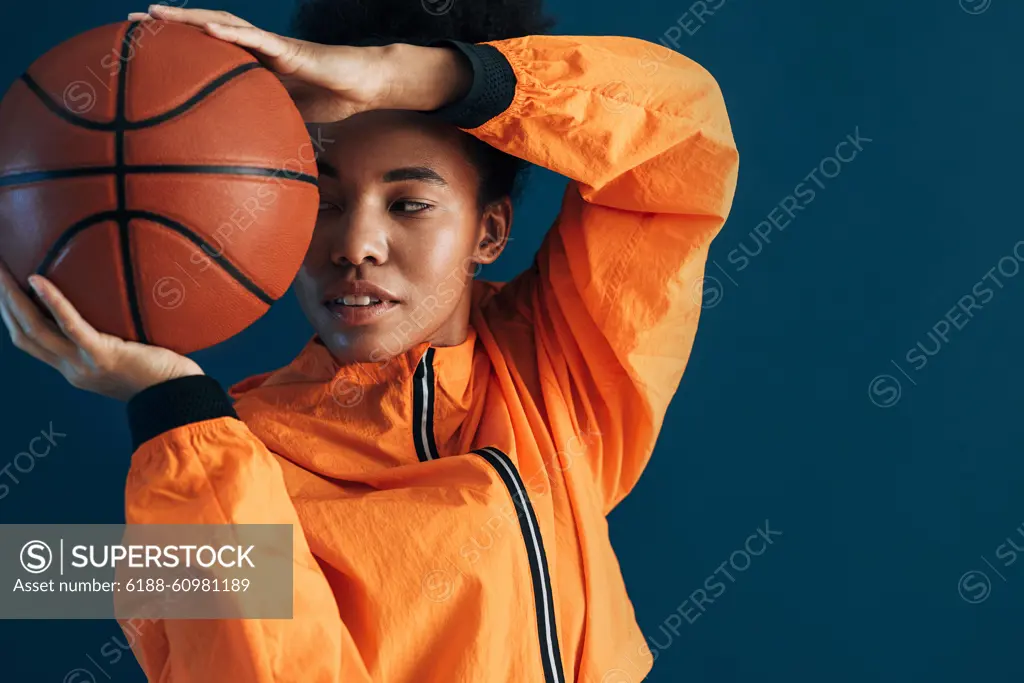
top-left (228, 326), bottom-right (479, 401)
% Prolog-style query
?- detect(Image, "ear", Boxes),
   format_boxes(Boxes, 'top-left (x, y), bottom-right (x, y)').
top-left (472, 197), bottom-right (513, 266)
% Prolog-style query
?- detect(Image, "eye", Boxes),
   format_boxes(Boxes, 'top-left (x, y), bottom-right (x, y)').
top-left (390, 199), bottom-right (433, 214)
top-left (318, 200), bottom-right (343, 212)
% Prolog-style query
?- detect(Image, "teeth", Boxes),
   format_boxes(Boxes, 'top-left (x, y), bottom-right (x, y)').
top-left (337, 295), bottom-right (381, 306)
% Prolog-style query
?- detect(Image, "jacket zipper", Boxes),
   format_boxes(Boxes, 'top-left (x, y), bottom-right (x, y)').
top-left (412, 348), bottom-right (440, 462)
top-left (473, 447), bottom-right (566, 683)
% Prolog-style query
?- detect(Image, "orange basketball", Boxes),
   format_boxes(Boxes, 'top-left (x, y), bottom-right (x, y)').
top-left (0, 20), bottom-right (319, 354)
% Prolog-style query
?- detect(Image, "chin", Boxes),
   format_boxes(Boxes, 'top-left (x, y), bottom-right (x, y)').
top-left (318, 324), bottom-right (414, 366)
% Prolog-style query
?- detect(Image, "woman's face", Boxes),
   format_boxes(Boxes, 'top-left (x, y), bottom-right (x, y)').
top-left (295, 110), bottom-right (509, 366)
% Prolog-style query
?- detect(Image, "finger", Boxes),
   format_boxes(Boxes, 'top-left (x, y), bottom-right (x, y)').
top-left (0, 297), bottom-right (63, 368)
top-left (0, 257), bottom-right (18, 295)
top-left (127, 12), bottom-right (153, 21)
top-left (202, 23), bottom-right (302, 69)
top-left (27, 275), bottom-right (102, 351)
top-left (0, 260), bottom-right (37, 314)
top-left (145, 5), bottom-right (253, 29)
top-left (0, 271), bottom-right (77, 360)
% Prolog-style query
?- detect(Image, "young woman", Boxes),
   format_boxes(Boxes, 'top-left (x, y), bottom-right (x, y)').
top-left (0, 0), bottom-right (738, 680)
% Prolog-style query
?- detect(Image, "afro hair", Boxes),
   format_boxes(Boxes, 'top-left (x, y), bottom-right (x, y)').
top-left (291, 0), bottom-right (556, 48)
top-left (290, 0), bottom-right (557, 207)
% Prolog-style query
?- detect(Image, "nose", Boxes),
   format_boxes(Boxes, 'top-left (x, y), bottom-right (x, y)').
top-left (328, 203), bottom-right (388, 267)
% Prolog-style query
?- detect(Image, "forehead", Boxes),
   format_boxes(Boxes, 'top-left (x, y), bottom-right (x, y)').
top-left (307, 111), bottom-right (476, 187)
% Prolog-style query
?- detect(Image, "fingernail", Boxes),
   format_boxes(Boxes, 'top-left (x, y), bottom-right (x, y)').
top-left (127, 12), bottom-right (149, 19)
top-left (27, 276), bottom-right (42, 296)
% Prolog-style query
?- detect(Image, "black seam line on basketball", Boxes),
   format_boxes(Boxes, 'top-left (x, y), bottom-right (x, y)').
top-left (129, 210), bottom-right (276, 306)
top-left (126, 165), bottom-right (318, 185)
top-left (35, 209), bottom-right (277, 307)
top-left (18, 62), bottom-right (263, 133)
top-left (0, 165), bottom-right (317, 189)
top-left (123, 63), bottom-right (262, 129)
top-left (35, 211), bottom-right (120, 275)
top-left (119, 216), bottom-right (147, 343)
top-left (34, 209), bottom-right (275, 306)
top-left (0, 167), bottom-right (117, 188)
top-left (118, 22), bottom-right (148, 345)
top-left (18, 74), bottom-right (113, 131)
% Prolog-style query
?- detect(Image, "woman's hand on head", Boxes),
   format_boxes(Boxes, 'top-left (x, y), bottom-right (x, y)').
top-left (128, 5), bottom-right (390, 122)
top-left (0, 261), bottom-right (204, 402)
top-left (127, 5), bottom-right (473, 122)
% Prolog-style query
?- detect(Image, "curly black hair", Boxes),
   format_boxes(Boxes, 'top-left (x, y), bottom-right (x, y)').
top-left (290, 0), bottom-right (556, 208)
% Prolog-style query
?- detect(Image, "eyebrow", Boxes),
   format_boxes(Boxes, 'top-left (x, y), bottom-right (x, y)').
top-left (382, 166), bottom-right (448, 186)
top-left (315, 160), bottom-right (448, 187)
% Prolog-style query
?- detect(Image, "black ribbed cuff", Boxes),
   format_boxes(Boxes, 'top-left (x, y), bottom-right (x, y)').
top-left (427, 40), bottom-right (517, 129)
top-left (126, 374), bottom-right (238, 452)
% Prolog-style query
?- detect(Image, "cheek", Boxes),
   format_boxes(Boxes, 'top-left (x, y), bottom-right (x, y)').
top-left (405, 244), bottom-right (477, 317)
top-left (420, 229), bottom-right (472, 281)
top-left (407, 208), bottom-right (480, 282)
top-left (394, 221), bottom-right (476, 320)
top-left (292, 265), bottom-right (320, 312)
top-left (302, 220), bottom-right (334, 267)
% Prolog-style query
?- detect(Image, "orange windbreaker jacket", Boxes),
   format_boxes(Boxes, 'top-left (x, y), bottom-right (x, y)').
top-left (120, 34), bottom-right (738, 683)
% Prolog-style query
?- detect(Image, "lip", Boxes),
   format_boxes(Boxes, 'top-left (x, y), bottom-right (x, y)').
top-left (325, 300), bottom-right (400, 326)
top-left (322, 280), bottom-right (401, 327)
top-left (321, 280), bottom-right (400, 305)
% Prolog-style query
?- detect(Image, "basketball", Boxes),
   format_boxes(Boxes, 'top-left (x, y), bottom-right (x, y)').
top-left (0, 20), bottom-right (319, 354)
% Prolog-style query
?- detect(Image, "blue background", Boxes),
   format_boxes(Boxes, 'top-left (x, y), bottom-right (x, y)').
top-left (2, 0), bottom-right (1023, 680)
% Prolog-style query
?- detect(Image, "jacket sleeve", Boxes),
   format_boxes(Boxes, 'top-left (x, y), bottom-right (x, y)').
top-left (117, 375), bottom-right (371, 683)
top-left (457, 36), bottom-right (739, 513)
